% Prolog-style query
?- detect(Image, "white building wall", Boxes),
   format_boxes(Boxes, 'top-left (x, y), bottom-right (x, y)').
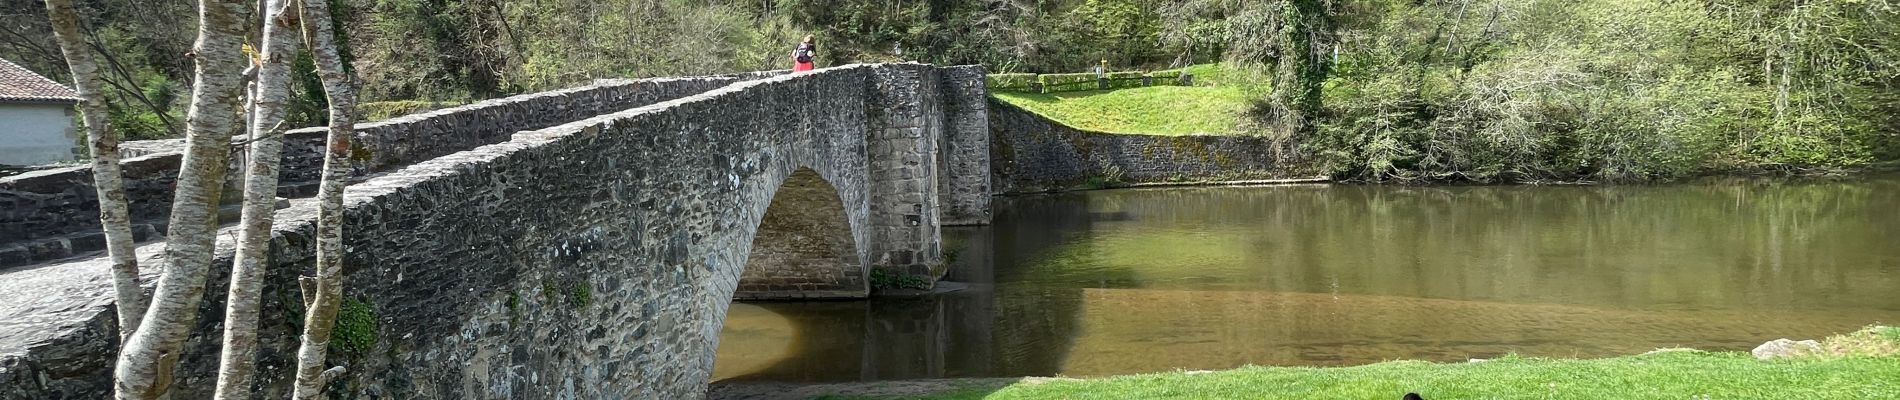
top-left (0, 102), bottom-right (78, 166)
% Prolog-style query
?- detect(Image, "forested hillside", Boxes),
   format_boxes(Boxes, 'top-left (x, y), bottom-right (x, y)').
top-left (2, 0), bottom-right (1893, 181)
top-left (1318, 0), bottom-right (1900, 181)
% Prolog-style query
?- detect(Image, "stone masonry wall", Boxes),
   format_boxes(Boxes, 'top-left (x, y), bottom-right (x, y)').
top-left (0, 76), bottom-right (746, 268)
top-left (989, 98), bottom-right (1310, 194)
top-left (0, 64), bottom-right (976, 399)
top-left (864, 64), bottom-right (948, 282)
top-left (736, 168), bottom-right (866, 300)
top-left (936, 66), bottom-right (993, 226)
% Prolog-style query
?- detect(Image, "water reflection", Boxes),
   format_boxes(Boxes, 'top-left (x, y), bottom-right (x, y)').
top-left (714, 176), bottom-right (1900, 382)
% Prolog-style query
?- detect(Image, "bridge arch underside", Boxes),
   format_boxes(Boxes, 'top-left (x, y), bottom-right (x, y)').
top-left (737, 168), bottom-right (867, 299)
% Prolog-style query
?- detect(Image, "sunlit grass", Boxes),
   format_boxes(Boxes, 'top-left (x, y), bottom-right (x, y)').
top-left (819, 326), bottom-right (1900, 400)
top-left (990, 64), bottom-right (1263, 136)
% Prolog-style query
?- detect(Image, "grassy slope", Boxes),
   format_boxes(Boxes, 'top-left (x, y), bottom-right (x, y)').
top-left (991, 64), bottom-right (1259, 136)
top-left (820, 328), bottom-right (1900, 400)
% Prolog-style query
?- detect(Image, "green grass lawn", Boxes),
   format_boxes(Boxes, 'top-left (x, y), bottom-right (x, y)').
top-left (1180, 63), bottom-right (1252, 87)
top-left (817, 327), bottom-right (1900, 400)
top-left (990, 64), bottom-right (1261, 136)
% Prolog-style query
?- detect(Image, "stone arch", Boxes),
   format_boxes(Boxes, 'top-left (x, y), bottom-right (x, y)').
top-left (0, 63), bottom-right (992, 400)
top-left (735, 167), bottom-right (867, 299)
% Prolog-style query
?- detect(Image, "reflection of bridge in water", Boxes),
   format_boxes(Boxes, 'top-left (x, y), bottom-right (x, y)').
top-left (713, 181), bottom-right (1900, 389)
top-left (714, 225), bottom-right (1080, 383)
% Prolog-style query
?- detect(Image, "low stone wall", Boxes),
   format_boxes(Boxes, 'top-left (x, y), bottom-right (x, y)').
top-left (0, 75), bottom-right (751, 268)
top-left (988, 99), bottom-right (1310, 194)
top-left (0, 154), bottom-right (179, 266)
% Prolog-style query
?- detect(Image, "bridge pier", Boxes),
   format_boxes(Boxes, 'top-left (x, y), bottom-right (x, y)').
top-left (734, 64), bottom-right (990, 298)
top-left (937, 66), bottom-right (993, 226)
top-left (863, 64), bottom-right (949, 284)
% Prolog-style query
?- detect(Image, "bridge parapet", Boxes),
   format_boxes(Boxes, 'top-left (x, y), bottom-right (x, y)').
top-left (0, 75), bottom-right (753, 269)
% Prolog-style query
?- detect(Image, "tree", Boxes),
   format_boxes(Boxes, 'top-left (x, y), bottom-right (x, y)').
top-left (1158, 0), bottom-right (1233, 67)
top-left (1072, 0), bottom-right (1162, 67)
top-left (5, 0), bottom-right (190, 141)
top-left (1265, 0), bottom-right (1336, 138)
top-left (111, 0), bottom-right (251, 397)
top-left (44, 0), bottom-right (146, 343)
top-left (214, 0), bottom-right (302, 397)
top-left (292, 0), bottom-right (358, 396)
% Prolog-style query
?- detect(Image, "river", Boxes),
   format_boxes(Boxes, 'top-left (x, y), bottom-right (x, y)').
top-left (712, 175), bottom-right (1900, 383)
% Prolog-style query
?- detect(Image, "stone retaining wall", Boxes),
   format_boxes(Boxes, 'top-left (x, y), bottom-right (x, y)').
top-left (988, 99), bottom-right (1309, 194)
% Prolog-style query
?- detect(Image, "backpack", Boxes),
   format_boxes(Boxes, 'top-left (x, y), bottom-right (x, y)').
top-left (794, 44), bottom-right (813, 63)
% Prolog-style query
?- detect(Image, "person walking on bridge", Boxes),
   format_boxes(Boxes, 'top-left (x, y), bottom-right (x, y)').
top-left (792, 35), bottom-right (817, 72)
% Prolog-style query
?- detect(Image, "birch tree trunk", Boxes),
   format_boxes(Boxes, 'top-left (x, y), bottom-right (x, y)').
top-left (292, 0), bottom-right (357, 396)
top-left (111, 0), bottom-right (251, 398)
top-left (213, 0), bottom-right (301, 398)
top-left (43, 0), bottom-right (147, 342)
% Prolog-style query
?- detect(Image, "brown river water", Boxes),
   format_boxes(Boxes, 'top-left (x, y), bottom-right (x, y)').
top-left (712, 175), bottom-right (1900, 383)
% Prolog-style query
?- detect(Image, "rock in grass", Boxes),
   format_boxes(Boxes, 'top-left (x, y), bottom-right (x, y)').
top-left (1752, 338), bottom-right (1821, 360)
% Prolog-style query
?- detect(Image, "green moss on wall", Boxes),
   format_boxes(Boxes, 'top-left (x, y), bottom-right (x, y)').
top-left (571, 282), bottom-right (593, 308)
top-left (335, 298), bottom-right (379, 353)
top-left (541, 278), bottom-right (561, 303)
top-left (870, 268), bottom-right (929, 290)
top-left (1164, 136), bottom-right (1213, 161)
top-left (507, 291), bottom-right (522, 327)
top-left (349, 141), bottom-right (374, 163)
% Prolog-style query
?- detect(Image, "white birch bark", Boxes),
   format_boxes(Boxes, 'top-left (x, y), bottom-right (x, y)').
top-left (111, 0), bottom-right (251, 398)
top-left (43, 0), bottom-right (147, 342)
top-left (291, 0), bottom-right (357, 396)
top-left (213, 0), bottom-right (301, 397)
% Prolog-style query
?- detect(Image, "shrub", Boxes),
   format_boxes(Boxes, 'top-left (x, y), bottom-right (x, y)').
top-left (1105, 71), bottom-right (1146, 89)
top-left (1149, 69), bottom-right (1186, 86)
top-left (1039, 73), bottom-right (1100, 93)
top-left (356, 100), bottom-right (462, 122)
top-left (985, 73), bottom-right (1039, 92)
top-left (870, 268), bottom-right (929, 290)
top-left (334, 298), bottom-right (378, 353)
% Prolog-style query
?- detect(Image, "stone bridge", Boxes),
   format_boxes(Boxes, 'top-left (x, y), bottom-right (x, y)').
top-left (0, 63), bottom-right (992, 399)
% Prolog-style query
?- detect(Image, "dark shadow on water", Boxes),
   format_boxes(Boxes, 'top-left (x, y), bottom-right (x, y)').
top-left (709, 192), bottom-right (1127, 400)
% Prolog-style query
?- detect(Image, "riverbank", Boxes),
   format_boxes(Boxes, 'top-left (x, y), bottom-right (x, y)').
top-left (987, 97), bottom-right (1321, 193)
top-left (986, 88), bottom-right (1897, 194)
top-left (985, 61), bottom-right (1899, 188)
top-left (710, 327), bottom-right (1899, 399)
